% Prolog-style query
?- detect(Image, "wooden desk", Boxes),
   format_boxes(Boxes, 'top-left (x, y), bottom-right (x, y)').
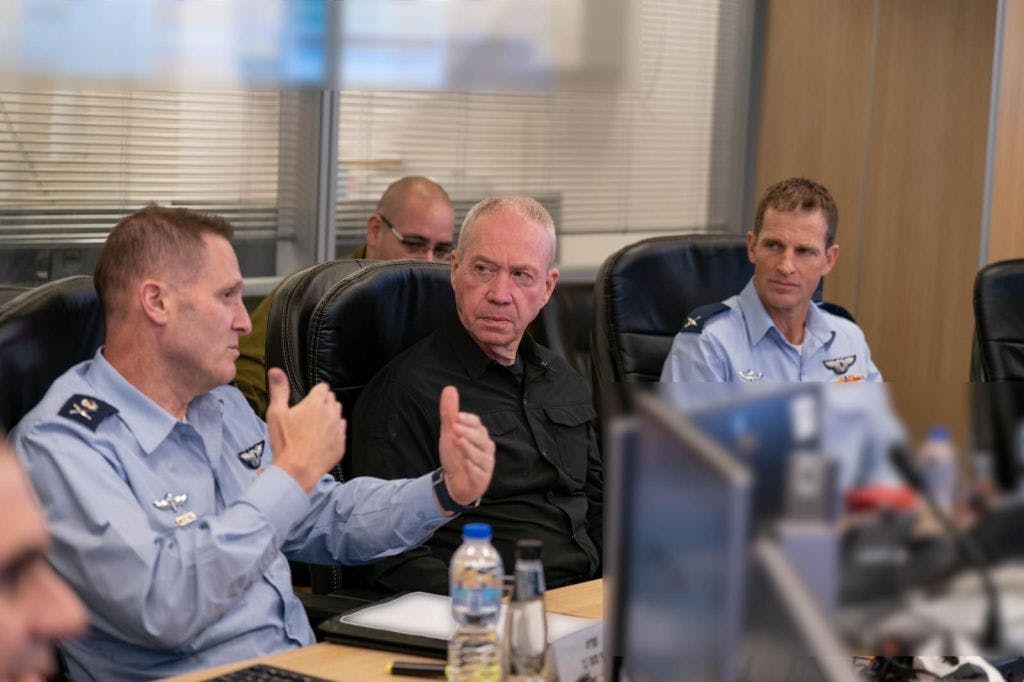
top-left (162, 580), bottom-right (603, 681)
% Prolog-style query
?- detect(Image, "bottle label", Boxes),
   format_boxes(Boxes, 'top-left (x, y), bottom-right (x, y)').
top-left (514, 571), bottom-right (544, 600)
top-left (452, 585), bottom-right (501, 617)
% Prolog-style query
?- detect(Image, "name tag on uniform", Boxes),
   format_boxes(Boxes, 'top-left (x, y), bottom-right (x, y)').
top-left (175, 511), bottom-right (198, 527)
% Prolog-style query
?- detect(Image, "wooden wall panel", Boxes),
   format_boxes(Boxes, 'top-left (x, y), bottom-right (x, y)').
top-left (754, 0), bottom-right (875, 313)
top-left (756, 0), bottom-right (996, 442)
top-left (856, 0), bottom-right (994, 439)
top-left (987, 0), bottom-right (1024, 262)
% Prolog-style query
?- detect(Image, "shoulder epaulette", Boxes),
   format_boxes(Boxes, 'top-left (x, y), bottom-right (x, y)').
top-left (58, 394), bottom-right (118, 432)
top-left (680, 302), bottom-right (730, 333)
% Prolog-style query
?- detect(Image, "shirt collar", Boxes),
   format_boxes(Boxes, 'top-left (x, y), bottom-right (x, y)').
top-left (83, 347), bottom-right (219, 455)
top-left (737, 278), bottom-right (836, 347)
top-left (440, 314), bottom-right (548, 380)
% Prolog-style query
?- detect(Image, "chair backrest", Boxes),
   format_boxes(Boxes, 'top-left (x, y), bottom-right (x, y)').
top-left (973, 258), bottom-right (1024, 380)
top-left (0, 276), bottom-right (105, 431)
top-left (591, 234), bottom-right (755, 418)
top-left (265, 259), bottom-right (377, 406)
top-left (529, 278), bottom-right (595, 381)
top-left (300, 259), bottom-right (455, 594)
top-left (307, 260), bottom-right (455, 473)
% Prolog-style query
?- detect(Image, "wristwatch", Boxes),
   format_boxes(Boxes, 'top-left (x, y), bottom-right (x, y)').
top-left (431, 468), bottom-right (480, 514)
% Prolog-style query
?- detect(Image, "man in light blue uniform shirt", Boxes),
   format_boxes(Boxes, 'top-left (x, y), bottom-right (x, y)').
top-left (10, 206), bottom-right (496, 681)
top-left (661, 177), bottom-right (900, 488)
top-left (661, 177), bottom-right (879, 384)
top-left (660, 277), bottom-right (881, 383)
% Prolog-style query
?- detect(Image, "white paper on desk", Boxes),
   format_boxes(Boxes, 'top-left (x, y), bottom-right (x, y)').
top-left (337, 591), bottom-right (597, 643)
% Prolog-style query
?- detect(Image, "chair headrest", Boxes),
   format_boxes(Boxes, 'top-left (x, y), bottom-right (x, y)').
top-left (974, 258), bottom-right (1024, 380)
top-left (594, 234), bottom-right (753, 383)
top-left (0, 276), bottom-right (104, 431)
top-left (266, 259), bottom-right (377, 404)
top-left (308, 260), bottom-right (455, 395)
top-left (599, 234), bottom-right (753, 336)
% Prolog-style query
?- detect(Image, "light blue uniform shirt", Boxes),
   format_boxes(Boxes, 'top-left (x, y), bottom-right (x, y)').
top-left (11, 349), bottom-right (449, 681)
top-left (659, 279), bottom-right (901, 489)
top-left (660, 278), bottom-right (882, 383)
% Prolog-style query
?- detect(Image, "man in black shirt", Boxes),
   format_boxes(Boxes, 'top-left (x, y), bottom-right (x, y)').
top-left (350, 197), bottom-right (602, 594)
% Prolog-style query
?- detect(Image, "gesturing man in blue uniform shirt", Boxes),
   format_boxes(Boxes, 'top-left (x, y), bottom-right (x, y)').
top-left (9, 205), bottom-right (495, 681)
top-left (661, 177), bottom-right (881, 383)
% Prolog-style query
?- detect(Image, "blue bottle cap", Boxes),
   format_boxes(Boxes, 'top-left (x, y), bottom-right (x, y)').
top-left (462, 522), bottom-right (492, 540)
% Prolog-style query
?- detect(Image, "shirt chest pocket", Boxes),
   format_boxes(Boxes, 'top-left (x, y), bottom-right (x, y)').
top-left (479, 411), bottom-right (529, 494)
top-left (542, 403), bottom-right (596, 485)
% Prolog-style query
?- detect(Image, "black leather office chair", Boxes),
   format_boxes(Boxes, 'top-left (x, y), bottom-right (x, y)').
top-left (307, 260), bottom-right (456, 477)
top-left (970, 259), bottom-right (1024, 492)
top-left (272, 259), bottom-right (455, 595)
top-left (529, 279), bottom-right (595, 381)
top-left (264, 259), bottom-right (377, 408)
top-left (0, 276), bottom-right (104, 432)
top-left (973, 258), bottom-right (1024, 381)
top-left (591, 235), bottom-right (755, 420)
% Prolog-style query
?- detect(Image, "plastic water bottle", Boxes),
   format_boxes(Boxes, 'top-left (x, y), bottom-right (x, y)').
top-left (918, 425), bottom-right (957, 510)
top-left (449, 523), bottom-right (504, 682)
top-left (507, 539), bottom-right (547, 680)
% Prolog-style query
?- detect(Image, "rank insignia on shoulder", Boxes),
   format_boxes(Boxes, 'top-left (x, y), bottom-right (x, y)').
top-left (823, 355), bottom-right (856, 375)
top-left (238, 440), bottom-right (264, 469)
top-left (58, 394), bottom-right (117, 431)
top-left (681, 302), bottom-right (729, 334)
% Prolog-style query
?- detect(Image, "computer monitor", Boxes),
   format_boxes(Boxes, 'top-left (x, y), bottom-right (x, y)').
top-left (677, 384), bottom-right (823, 524)
top-left (740, 538), bottom-right (854, 681)
top-left (604, 391), bottom-right (752, 681)
top-left (604, 389), bottom-right (852, 682)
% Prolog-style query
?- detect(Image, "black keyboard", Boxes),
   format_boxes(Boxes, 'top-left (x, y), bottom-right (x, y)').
top-left (204, 663), bottom-right (332, 682)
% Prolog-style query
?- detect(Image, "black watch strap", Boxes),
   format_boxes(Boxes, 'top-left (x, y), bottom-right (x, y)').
top-left (431, 468), bottom-right (479, 514)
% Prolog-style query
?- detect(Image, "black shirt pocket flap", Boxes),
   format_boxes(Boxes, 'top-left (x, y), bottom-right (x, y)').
top-left (480, 411), bottom-right (518, 436)
top-left (543, 404), bottom-right (597, 427)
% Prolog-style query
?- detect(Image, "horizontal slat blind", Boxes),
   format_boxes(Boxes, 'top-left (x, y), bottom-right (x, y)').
top-left (0, 90), bottom-right (281, 246)
top-left (336, 0), bottom-right (749, 256)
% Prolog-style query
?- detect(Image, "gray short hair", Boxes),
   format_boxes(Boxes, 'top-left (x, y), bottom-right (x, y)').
top-left (457, 197), bottom-right (556, 267)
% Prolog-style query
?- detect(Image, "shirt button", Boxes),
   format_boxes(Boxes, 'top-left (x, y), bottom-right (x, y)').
top-left (541, 449), bottom-right (549, 457)
top-left (523, 398), bottom-right (529, 406)
top-left (541, 361), bottom-right (549, 367)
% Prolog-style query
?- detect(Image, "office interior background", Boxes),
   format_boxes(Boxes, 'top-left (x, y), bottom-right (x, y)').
top-left (0, 0), bottom-right (1021, 446)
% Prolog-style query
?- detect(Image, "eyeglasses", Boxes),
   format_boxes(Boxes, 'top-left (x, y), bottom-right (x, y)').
top-left (378, 213), bottom-right (454, 260)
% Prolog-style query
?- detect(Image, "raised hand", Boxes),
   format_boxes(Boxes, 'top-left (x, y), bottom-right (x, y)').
top-left (437, 386), bottom-right (494, 508)
top-left (264, 367), bottom-right (346, 493)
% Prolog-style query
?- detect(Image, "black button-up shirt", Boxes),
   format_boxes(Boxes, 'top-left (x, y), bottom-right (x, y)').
top-left (350, 314), bottom-right (603, 594)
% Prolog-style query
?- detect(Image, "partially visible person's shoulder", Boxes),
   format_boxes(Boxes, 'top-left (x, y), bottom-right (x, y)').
top-left (529, 342), bottom-right (594, 412)
top-left (533, 342), bottom-right (589, 386)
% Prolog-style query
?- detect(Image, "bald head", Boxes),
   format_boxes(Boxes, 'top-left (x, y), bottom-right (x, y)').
top-left (376, 176), bottom-right (451, 217)
top-left (366, 177), bottom-right (455, 261)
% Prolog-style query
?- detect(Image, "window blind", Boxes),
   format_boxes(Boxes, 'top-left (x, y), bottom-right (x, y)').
top-left (336, 0), bottom-right (753, 264)
top-left (0, 90), bottom-right (280, 247)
